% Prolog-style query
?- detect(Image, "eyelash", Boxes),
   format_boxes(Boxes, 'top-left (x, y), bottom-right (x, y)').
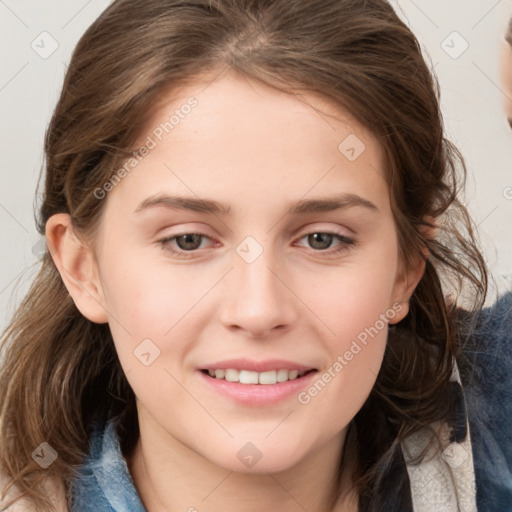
top-left (158, 231), bottom-right (356, 259)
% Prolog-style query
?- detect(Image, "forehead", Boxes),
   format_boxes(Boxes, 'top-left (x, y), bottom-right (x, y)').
top-left (113, 70), bottom-right (391, 215)
top-left (139, 69), bottom-right (375, 144)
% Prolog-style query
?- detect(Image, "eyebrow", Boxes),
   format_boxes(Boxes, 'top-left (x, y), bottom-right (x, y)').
top-left (134, 193), bottom-right (379, 216)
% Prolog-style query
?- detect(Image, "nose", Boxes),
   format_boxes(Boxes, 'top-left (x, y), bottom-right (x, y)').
top-left (218, 246), bottom-right (298, 339)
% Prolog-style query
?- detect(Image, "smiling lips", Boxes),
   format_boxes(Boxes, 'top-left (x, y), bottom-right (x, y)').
top-left (199, 360), bottom-right (318, 404)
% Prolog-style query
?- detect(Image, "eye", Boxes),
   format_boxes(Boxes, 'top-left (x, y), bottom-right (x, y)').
top-left (159, 232), bottom-right (215, 258)
top-left (295, 231), bottom-right (355, 255)
top-left (158, 230), bottom-right (356, 259)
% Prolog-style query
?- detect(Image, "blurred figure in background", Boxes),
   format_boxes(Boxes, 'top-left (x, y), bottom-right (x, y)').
top-left (501, 17), bottom-right (512, 127)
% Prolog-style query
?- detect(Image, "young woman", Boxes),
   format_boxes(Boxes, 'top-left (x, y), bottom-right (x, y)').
top-left (0, 1), bottom-right (508, 510)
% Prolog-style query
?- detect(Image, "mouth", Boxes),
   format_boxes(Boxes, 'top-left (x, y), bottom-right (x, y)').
top-left (197, 359), bottom-right (319, 404)
top-left (200, 368), bottom-right (317, 385)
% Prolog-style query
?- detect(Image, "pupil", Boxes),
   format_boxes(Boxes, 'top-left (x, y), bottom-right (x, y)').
top-left (178, 234), bottom-right (201, 250)
top-left (309, 233), bottom-right (332, 250)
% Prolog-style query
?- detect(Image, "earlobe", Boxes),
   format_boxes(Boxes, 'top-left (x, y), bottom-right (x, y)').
top-left (45, 213), bottom-right (109, 324)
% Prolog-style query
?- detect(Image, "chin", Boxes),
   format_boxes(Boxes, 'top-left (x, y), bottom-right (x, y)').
top-left (205, 440), bottom-right (311, 475)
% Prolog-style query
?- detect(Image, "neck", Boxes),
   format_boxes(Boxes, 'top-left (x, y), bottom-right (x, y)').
top-left (126, 414), bottom-right (358, 512)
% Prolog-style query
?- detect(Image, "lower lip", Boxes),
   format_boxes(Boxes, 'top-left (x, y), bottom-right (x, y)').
top-left (198, 370), bottom-right (318, 405)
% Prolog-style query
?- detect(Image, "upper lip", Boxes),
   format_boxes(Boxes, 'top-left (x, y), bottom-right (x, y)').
top-left (200, 358), bottom-right (316, 373)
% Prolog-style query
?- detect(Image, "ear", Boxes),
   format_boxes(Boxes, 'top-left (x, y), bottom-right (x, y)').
top-left (45, 213), bottom-right (108, 323)
top-left (388, 247), bottom-right (428, 325)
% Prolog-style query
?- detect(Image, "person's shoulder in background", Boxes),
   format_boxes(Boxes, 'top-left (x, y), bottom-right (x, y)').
top-left (0, 464), bottom-right (68, 511)
top-left (457, 291), bottom-right (512, 511)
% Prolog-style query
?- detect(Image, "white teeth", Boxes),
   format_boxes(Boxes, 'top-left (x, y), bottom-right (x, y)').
top-left (288, 370), bottom-right (299, 380)
top-left (259, 370), bottom-right (277, 385)
top-left (276, 369), bottom-right (289, 382)
top-left (239, 370), bottom-right (259, 384)
top-left (206, 368), bottom-right (310, 384)
top-left (225, 369), bottom-right (239, 382)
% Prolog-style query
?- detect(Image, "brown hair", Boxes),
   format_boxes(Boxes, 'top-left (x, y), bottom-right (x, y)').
top-left (0, 0), bottom-right (487, 510)
top-left (507, 16), bottom-right (512, 45)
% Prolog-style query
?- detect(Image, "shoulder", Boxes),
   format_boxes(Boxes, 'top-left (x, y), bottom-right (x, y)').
top-left (462, 292), bottom-right (512, 398)
top-left (0, 464), bottom-right (68, 512)
top-left (458, 292), bottom-right (512, 510)
top-left (474, 291), bottom-right (512, 345)
top-left (0, 464), bottom-right (34, 512)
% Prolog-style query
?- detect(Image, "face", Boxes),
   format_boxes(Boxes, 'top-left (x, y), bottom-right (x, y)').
top-left (81, 71), bottom-right (418, 473)
top-left (501, 37), bottom-right (512, 128)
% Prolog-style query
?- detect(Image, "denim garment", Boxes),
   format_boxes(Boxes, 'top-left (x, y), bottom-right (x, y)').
top-left (459, 291), bottom-right (512, 511)
top-left (69, 419), bottom-right (146, 512)
top-left (70, 292), bottom-right (512, 512)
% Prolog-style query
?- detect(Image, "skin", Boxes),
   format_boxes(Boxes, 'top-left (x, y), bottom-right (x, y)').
top-left (501, 37), bottom-right (512, 128)
top-left (46, 70), bottom-right (425, 512)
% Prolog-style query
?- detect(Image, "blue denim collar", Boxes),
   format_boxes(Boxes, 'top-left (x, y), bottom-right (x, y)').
top-left (70, 418), bottom-right (146, 511)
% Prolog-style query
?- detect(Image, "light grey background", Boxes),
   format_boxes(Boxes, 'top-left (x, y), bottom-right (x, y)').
top-left (1, 0), bottom-right (511, 332)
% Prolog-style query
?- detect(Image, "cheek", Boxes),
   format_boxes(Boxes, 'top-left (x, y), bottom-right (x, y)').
top-left (100, 252), bottom-right (213, 332)
top-left (98, 252), bottom-right (220, 381)
top-left (294, 249), bottom-right (399, 408)
top-left (299, 249), bottom-right (399, 344)
top-left (295, 302), bottom-right (390, 445)
top-left (101, 265), bottom-right (210, 414)
top-left (308, 275), bottom-right (392, 388)
top-left (295, 276), bottom-right (394, 430)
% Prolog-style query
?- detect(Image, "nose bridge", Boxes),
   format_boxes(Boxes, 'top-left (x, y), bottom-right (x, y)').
top-left (219, 235), bottom-right (297, 336)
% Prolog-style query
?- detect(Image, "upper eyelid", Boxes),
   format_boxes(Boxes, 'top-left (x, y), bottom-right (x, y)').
top-left (160, 225), bottom-right (353, 240)
top-left (160, 220), bottom-right (355, 236)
